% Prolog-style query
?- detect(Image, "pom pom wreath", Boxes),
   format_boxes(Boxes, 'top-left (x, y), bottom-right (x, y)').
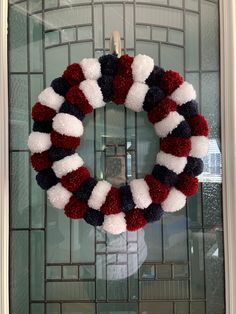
top-left (143, 204), bottom-right (164, 223)
top-left (154, 111), bottom-right (184, 138)
top-left (119, 185), bottom-right (135, 212)
top-left (143, 86), bottom-right (165, 112)
top-left (53, 112), bottom-right (84, 137)
top-left (131, 54), bottom-right (154, 83)
top-left (74, 177), bottom-right (97, 202)
top-left (38, 87), bottom-right (65, 112)
top-left (177, 100), bottom-right (199, 118)
top-left (100, 187), bottom-right (121, 215)
top-left (184, 156), bottom-right (204, 177)
top-left (51, 77), bottom-right (70, 97)
top-left (48, 146), bottom-right (75, 162)
top-left (28, 132), bottom-right (51, 153)
top-left (79, 79), bottom-right (105, 109)
top-left (159, 70), bottom-right (184, 95)
top-left (47, 183), bottom-right (72, 209)
top-left (152, 165), bottom-right (178, 186)
top-left (169, 120), bottom-right (191, 138)
top-left (31, 151), bottom-right (52, 172)
top-left (33, 121), bottom-right (52, 133)
top-left (187, 114), bottom-right (209, 136)
top-left (103, 213), bottom-right (126, 235)
top-left (97, 75), bottom-right (114, 102)
top-left (84, 208), bottom-right (104, 226)
top-left (125, 82), bottom-right (149, 112)
top-left (117, 54), bottom-right (133, 78)
top-left (125, 209), bottom-right (147, 232)
top-left (170, 82), bottom-right (196, 106)
top-left (36, 168), bottom-right (59, 190)
top-left (32, 102), bottom-right (56, 122)
top-left (51, 131), bottom-right (81, 149)
top-left (160, 137), bottom-right (191, 157)
top-left (190, 136), bottom-right (208, 158)
top-left (99, 54), bottom-right (118, 76)
top-left (144, 174), bottom-right (170, 203)
top-left (59, 101), bottom-right (85, 121)
top-left (161, 188), bottom-right (186, 212)
top-left (61, 166), bottom-right (90, 192)
top-left (156, 151), bottom-right (187, 174)
top-left (88, 180), bottom-right (112, 210)
top-left (66, 85), bottom-right (93, 114)
top-left (146, 65), bottom-right (165, 87)
top-left (130, 179), bottom-right (152, 209)
top-left (176, 173), bottom-right (199, 197)
top-left (112, 75), bottom-right (133, 105)
top-left (80, 58), bottom-right (101, 80)
top-left (52, 153), bottom-right (84, 178)
top-left (63, 63), bottom-right (85, 86)
top-left (64, 195), bottom-right (88, 219)
top-left (148, 98), bottom-right (177, 124)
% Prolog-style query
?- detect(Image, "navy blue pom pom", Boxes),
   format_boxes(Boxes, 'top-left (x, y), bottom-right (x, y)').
top-left (51, 77), bottom-right (70, 97)
top-left (74, 177), bottom-right (97, 202)
top-left (152, 165), bottom-right (178, 186)
top-left (36, 168), bottom-right (59, 190)
top-left (119, 185), bottom-right (135, 212)
top-left (97, 75), bottom-right (113, 102)
top-left (59, 101), bottom-right (85, 121)
top-left (48, 146), bottom-right (75, 162)
top-left (146, 65), bottom-right (165, 87)
top-left (99, 54), bottom-right (118, 76)
top-left (169, 121), bottom-right (191, 138)
top-left (84, 208), bottom-right (104, 226)
top-left (33, 121), bottom-right (52, 133)
top-left (184, 156), bottom-right (204, 177)
top-left (143, 203), bottom-right (164, 223)
top-left (177, 100), bottom-right (199, 118)
top-left (143, 86), bottom-right (165, 112)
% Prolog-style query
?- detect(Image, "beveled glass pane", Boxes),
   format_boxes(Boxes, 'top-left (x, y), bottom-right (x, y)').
top-left (77, 26), bottom-right (92, 41)
top-left (45, 31), bottom-right (60, 47)
top-left (30, 74), bottom-right (44, 105)
top-left (29, 0), bottom-right (42, 13)
top-left (191, 302), bottom-right (205, 314)
top-left (31, 168), bottom-right (45, 228)
top-left (185, 12), bottom-right (199, 71)
top-left (79, 265), bottom-right (95, 279)
top-left (156, 264), bottom-right (172, 279)
top-left (31, 304), bottom-right (44, 314)
top-left (152, 27), bottom-right (167, 42)
top-left (168, 29), bottom-right (184, 46)
top-left (70, 42), bottom-right (93, 62)
top-left (30, 14), bottom-right (43, 72)
top-left (140, 302), bottom-right (173, 314)
top-left (47, 304), bottom-right (60, 314)
top-left (97, 303), bottom-right (138, 313)
top-left (104, 4), bottom-right (124, 38)
top-left (47, 266), bottom-right (61, 280)
top-left (62, 303), bottom-right (95, 314)
top-left (136, 25), bottom-right (151, 40)
top-left (140, 264), bottom-right (155, 280)
top-left (185, 0), bottom-right (199, 11)
top-left (136, 41), bottom-right (159, 64)
top-left (45, 0), bottom-right (58, 9)
top-left (96, 254), bottom-right (106, 300)
top-left (61, 28), bottom-right (76, 43)
top-left (63, 266), bottom-right (78, 279)
top-left (144, 222), bottom-right (162, 262)
top-left (169, 0), bottom-right (183, 7)
top-left (202, 183), bottom-right (222, 227)
top-left (175, 302), bottom-right (189, 314)
top-left (160, 44), bottom-right (184, 76)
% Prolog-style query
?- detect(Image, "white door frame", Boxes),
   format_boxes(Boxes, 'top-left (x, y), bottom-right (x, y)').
top-left (0, 1), bottom-right (236, 313)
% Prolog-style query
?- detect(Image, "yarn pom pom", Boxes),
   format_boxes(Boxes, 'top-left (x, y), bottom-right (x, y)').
top-left (64, 196), bottom-right (88, 219)
top-left (66, 86), bottom-right (93, 114)
top-left (146, 65), bottom-right (165, 87)
top-left (63, 63), bottom-right (85, 86)
top-left (143, 204), bottom-right (164, 223)
top-left (125, 209), bottom-right (147, 232)
top-left (169, 120), bottom-right (191, 138)
top-left (99, 54), bottom-right (118, 76)
top-left (33, 121), bottom-right (52, 133)
top-left (159, 70), bottom-right (184, 95)
top-left (117, 54), bottom-right (133, 78)
top-left (31, 151), bottom-right (52, 171)
top-left (119, 185), bottom-right (135, 212)
top-left (61, 166), bottom-right (90, 192)
top-left (100, 187), bottom-right (121, 215)
top-left (51, 77), bottom-right (70, 97)
top-left (32, 102), bottom-right (56, 122)
top-left (160, 137), bottom-right (191, 157)
top-left (97, 75), bottom-right (114, 102)
top-left (184, 156), bottom-right (204, 177)
top-left (51, 131), bottom-right (81, 149)
top-left (145, 175), bottom-right (170, 203)
top-left (84, 208), bottom-right (104, 226)
top-left (48, 146), bottom-right (75, 162)
top-left (143, 86), bottom-right (165, 112)
top-left (176, 173), bottom-right (199, 196)
top-left (152, 165), bottom-right (178, 186)
top-left (112, 75), bottom-right (133, 105)
top-left (103, 213), bottom-right (126, 235)
top-left (177, 100), bottom-right (199, 118)
top-left (148, 98), bottom-right (177, 124)
top-left (36, 168), bottom-right (59, 190)
top-left (59, 101), bottom-right (85, 121)
top-left (187, 114), bottom-right (209, 136)
top-left (74, 177), bottom-right (97, 202)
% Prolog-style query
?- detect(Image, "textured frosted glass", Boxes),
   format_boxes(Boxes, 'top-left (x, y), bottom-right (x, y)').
top-left (97, 303), bottom-right (138, 313)
top-left (136, 41), bottom-right (159, 64)
top-left (104, 4), bottom-right (124, 38)
top-left (31, 168), bottom-right (45, 228)
top-left (45, 31), bottom-right (60, 47)
top-left (186, 12), bottom-right (199, 71)
top-left (202, 183), bottom-right (222, 226)
top-left (45, 0), bottom-right (58, 9)
top-left (152, 27), bottom-right (167, 42)
top-left (30, 14), bottom-right (43, 72)
top-left (63, 266), bottom-right (78, 279)
top-left (168, 29), bottom-right (184, 45)
top-left (185, 73), bottom-right (200, 102)
top-left (136, 25), bottom-right (151, 40)
top-left (96, 255), bottom-right (106, 300)
top-left (169, 0), bottom-right (183, 7)
top-left (185, 0), bottom-right (199, 11)
top-left (161, 44), bottom-right (184, 76)
top-left (62, 303), bottom-right (95, 314)
top-left (61, 28), bottom-right (76, 43)
top-left (107, 277), bottom-right (128, 300)
top-left (31, 304), bottom-right (44, 314)
top-left (30, 74), bottom-right (44, 105)
top-left (156, 264), bottom-right (172, 279)
top-left (29, 0), bottom-right (42, 13)
top-left (47, 282), bottom-right (95, 300)
top-left (187, 186), bottom-right (203, 228)
top-left (70, 42), bottom-right (93, 62)
top-left (47, 266), bottom-right (61, 280)
top-left (77, 26), bottom-right (92, 41)
top-left (145, 222), bottom-right (162, 262)
top-left (191, 302), bottom-right (205, 314)
top-left (140, 302), bottom-right (173, 314)
top-left (94, 5), bottom-right (103, 47)
top-left (175, 302), bottom-right (189, 314)
top-left (125, 4), bottom-right (134, 48)
top-left (80, 265), bottom-right (95, 279)
top-left (47, 304), bottom-right (60, 313)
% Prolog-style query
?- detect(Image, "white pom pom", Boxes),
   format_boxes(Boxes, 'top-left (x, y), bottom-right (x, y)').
top-left (103, 213), bottom-right (127, 235)
top-left (38, 87), bottom-right (64, 112)
top-left (47, 183), bottom-right (72, 209)
top-left (80, 58), bottom-right (101, 80)
top-left (125, 82), bottom-right (149, 112)
top-left (79, 79), bottom-right (105, 109)
top-left (52, 113), bottom-right (83, 137)
top-left (28, 132), bottom-right (51, 153)
top-left (170, 82), bottom-right (196, 105)
top-left (52, 153), bottom-right (84, 178)
top-left (154, 111), bottom-right (184, 138)
top-left (190, 136), bottom-right (208, 158)
top-left (130, 179), bottom-right (152, 209)
top-left (132, 54), bottom-right (154, 83)
top-left (156, 151), bottom-right (187, 174)
top-left (88, 180), bottom-right (112, 210)
top-left (161, 188), bottom-right (186, 212)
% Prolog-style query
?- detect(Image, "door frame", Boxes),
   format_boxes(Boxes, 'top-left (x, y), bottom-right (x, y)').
top-left (0, 1), bottom-right (236, 313)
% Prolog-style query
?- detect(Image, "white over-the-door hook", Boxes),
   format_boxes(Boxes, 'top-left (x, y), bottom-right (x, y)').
top-left (109, 30), bottom-right (121, 57)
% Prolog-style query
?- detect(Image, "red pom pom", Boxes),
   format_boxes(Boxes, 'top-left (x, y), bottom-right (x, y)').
top-left (160, 137), bottom-right (191, 157)
top-left (159, 70), bottom-right (184, 95)
top-left (61, 166), bottom-right (90, 192)
top-left (51, 131), bottom-right (81, 149)
top-left (66, 86), bottom-right (93, 114)
top-left (31, 151), bottom-right (52, 171)
top-left (125, 208), bottom-right (147, 232)
top-left (145, 174), bottom-right (170, 203)
top-left (117, 54), bottom-right (134, 78)
top-left (64, 195), bottom-right (88, 219)
top-left (148, 98), bottom-right (177, 124)
top-left (187, 114), bottom-right (209, 136)
top-left (176, 173), bottom-right (199, 196)
top-left (63, 63), bottom-right (85, 86)
top-left (100, 187), bottom-right (121, 215)
top-left (32, 102), bottom-right (56, 122)
top-left (112, 75), bottom-right (133, 104)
